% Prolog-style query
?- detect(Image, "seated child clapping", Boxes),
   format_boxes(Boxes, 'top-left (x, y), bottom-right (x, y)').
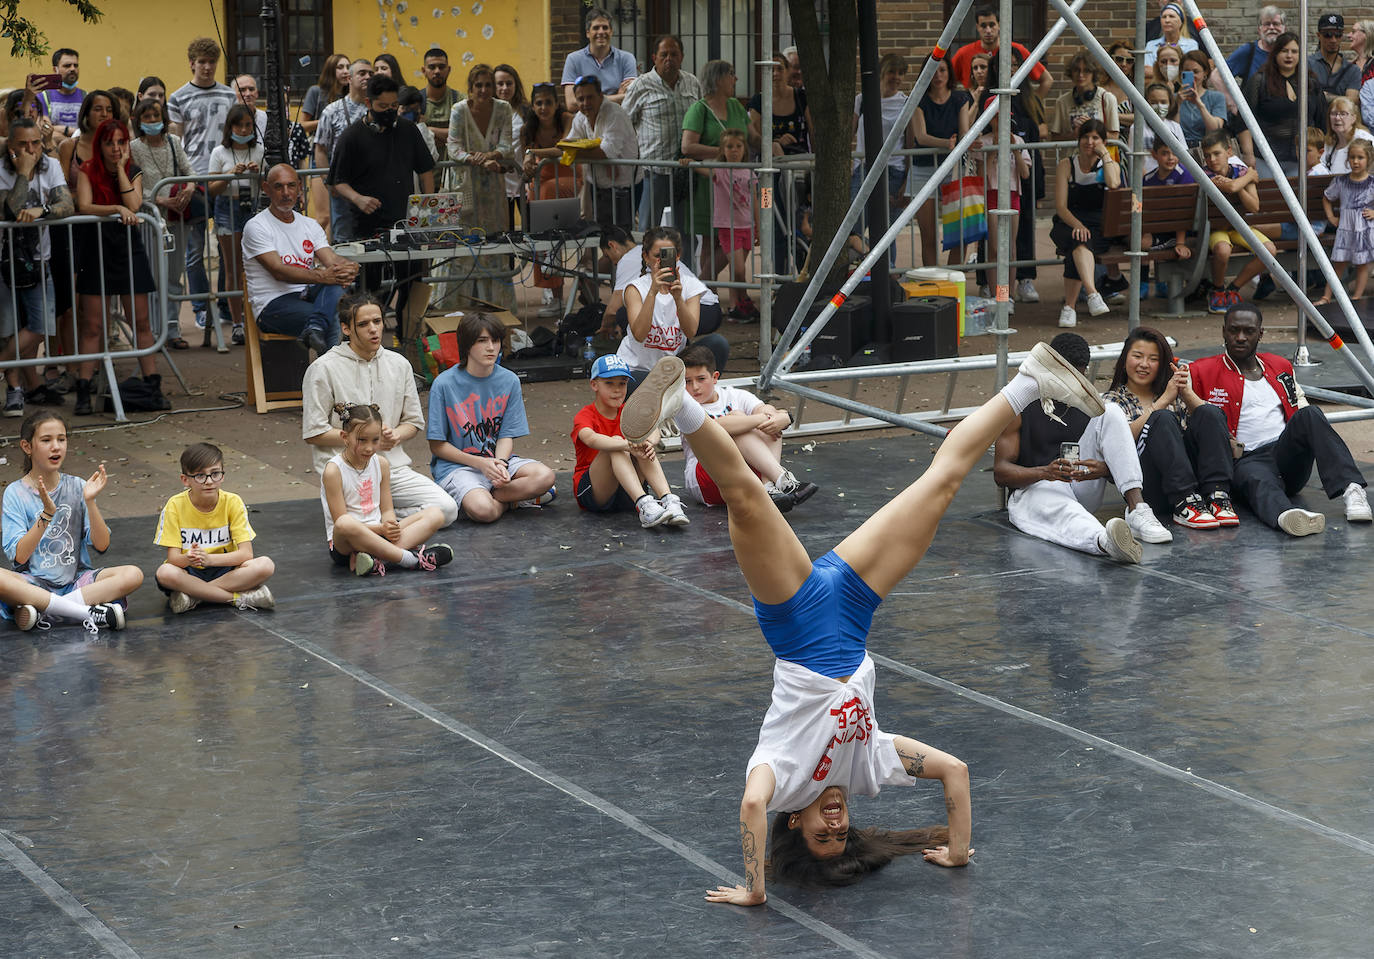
top-left (154, 442), bottom-right (276, 613)
top-left (572, 354), bottom-right (690, 529)
top-left (322, 402), bottom-right (454, 575)
top-left (0, 411), bottom-right (141, 632)
top-left (679, 345), bottom-right (818, 512)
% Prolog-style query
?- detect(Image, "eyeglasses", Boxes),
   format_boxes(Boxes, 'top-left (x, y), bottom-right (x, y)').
top-left (189, 469), bottom-right (226, 484)
top-left (1113, 55), bottom-right (1135, 66)
top-left (1331, 110), bottom-right (1353, 117)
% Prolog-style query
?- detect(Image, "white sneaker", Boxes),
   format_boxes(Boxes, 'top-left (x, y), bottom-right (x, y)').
top-left (1343, 482), bottom-right (1372, 521)
top-left (1125, 502), bottom-right (1173, 544)
top-left (637, 494), bottom-right (672, 528)
top-left (1017, 278), bottom-right (1040, 303)
top-left (1278, 508), bottom-right (1325, 537)
top-left (233, 585), bottom-right (276, 611)
top-left (1097, 517), bottom-right (1142, 564)
top-left (168, 591), bottom-right (201, 614)
top-left (1018, 342), bottom-right (1106, 419)
top-left (659, 492), bottom-right (691, 526)
top-left (979, 285), bottom-right (992, 298)
top-left (621, 355), bottom-right (685, 444)
top-left (1058, 305), bottom-right (1078, 328)
top-left (1086, 292), bottom-right (1110, 316)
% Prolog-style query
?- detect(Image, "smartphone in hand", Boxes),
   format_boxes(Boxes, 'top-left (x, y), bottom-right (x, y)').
top-left (657, 245), bottom-right (678, 283)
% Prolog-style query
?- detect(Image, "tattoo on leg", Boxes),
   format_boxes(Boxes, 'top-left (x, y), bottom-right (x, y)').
top-left (740, 820), bottom-right (759, 892)
top-left (899, 747), bottom-right (926, 777)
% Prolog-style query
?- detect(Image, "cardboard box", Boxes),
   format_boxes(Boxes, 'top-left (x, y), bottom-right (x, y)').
top-left (424, 296), bottom-right (521, 337)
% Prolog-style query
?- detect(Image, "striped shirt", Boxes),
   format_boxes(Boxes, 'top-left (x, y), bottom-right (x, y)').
top-left (622, 68), bottom-right (703, 161)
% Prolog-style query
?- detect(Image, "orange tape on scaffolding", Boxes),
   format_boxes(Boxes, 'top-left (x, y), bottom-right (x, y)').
top-left (932, 44), bottom-right (947, 59)
top-left (1192, 16), bottom-right (1207, 32)
top-left (1330, 333), bottom-right (1345, 350)
top-left (830, 292), bottom-right (848, 309)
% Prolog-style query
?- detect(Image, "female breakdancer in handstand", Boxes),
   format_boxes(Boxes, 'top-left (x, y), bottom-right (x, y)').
top-left (618, 342), bottom-right (1105, 905)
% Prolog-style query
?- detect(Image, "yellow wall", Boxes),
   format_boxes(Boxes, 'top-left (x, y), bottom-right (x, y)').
top-left (21, 1), bottom-right (552, 97)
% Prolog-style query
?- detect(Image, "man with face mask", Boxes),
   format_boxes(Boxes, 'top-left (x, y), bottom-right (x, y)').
top-left (327, 75), bottom-right (435, 242)
top-left (35, 48), bottom-right (84, 138)
top-left (1226, 6), bottom-right (1286, 82)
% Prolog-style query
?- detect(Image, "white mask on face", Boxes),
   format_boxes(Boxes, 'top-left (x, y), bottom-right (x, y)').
top-left (1153, 102), bottom-right (1170, 117)
top-left (1162, 63), bottom-right (1179, 82)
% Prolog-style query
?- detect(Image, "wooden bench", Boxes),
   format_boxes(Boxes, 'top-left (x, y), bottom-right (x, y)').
top-left (243, 301), bottom-right (308, 414)
top-left (1203, 174), bottom-right (1333, 253)
top-left (1100, 184), bottom-right (1204, 314)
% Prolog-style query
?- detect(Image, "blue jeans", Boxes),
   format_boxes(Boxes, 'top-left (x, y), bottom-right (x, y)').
top-left (0, 273), bottom-right (57, 338)
top-left (637, 170), bottom-right (684, 234)
top-left (255, 285), bottom-right (344, 345)
top-left (330, 195), bottom-right (357, 243)
top-left (184, 221), bottom-right (209, 315)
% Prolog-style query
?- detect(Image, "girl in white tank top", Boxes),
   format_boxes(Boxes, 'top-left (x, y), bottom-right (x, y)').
top-left (319, 401), bottom-right (454, 576)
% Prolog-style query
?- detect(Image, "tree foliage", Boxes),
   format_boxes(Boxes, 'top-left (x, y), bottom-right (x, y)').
top-left (2, 0), bottom-right (103, 60)
top-left (789, 0), bottom-right (860, 287)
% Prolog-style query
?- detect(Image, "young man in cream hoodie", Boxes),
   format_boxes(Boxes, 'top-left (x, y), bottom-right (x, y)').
top-left (302, 293), bottom-right (460, 525)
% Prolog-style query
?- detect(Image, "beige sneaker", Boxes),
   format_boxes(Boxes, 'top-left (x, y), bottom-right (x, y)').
top-left (1019, 342), bottom-right (1105, 419)
top-left (621, 356), bottom-right (685, 444)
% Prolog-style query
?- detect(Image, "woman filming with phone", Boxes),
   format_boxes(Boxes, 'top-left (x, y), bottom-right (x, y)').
top-left (617, 226), bottom-right (731, 389)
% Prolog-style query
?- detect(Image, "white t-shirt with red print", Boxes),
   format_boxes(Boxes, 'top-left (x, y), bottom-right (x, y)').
top-left (241, 207), bottom-right (332, 316)
top-left (746, 654), bottom-right (914, 814)
top-left (681, 384), bottom-right (762, 503)
top-left (615, 270), bottom-right (709, 371)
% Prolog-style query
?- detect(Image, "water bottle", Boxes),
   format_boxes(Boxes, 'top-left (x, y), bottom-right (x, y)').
top-left (582, 336), bottom-right (596, 362)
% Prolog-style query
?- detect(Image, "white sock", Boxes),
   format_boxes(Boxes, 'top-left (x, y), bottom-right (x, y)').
top-left (397, 550), bottom-right (420, 569)
top-left (1000, 371), bottom-right (1041, 414)
top-left (44, 590), bottom-right (92, 621)
top-left (673, 393), bottom-right (707, 435)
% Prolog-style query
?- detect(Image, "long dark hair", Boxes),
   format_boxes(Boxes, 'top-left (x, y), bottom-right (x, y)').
top-left (1263, 31), bottom-right (1303, 96)
top-left (1108, 326), bottom-right (1176, 397)
top-left (767, 812), bottom-right (949, 888)
top-left (523, 82), bottom-right (568, 147)
top-left (220, 103), bottom-right (259, 147)
top-left (316, 53), bottom-right (351, 102)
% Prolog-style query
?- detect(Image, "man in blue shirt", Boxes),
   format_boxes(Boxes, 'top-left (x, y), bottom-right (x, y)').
top-left (561, 6), bottom-right (639, 112)
top-left (427, 313), bottom-right (557, 523)
top-left (1226, 6), bottom-right (1286, 82)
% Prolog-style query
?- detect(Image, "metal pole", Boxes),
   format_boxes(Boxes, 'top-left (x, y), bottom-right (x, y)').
top-left (759, 0), bottom-right (775, 367)
top-left (759, 0), bottom-right (982, 389)
top-left (991, 0), bottom-right (1012, 388)
top-left (1295, 0), bottom-right (1317, 365)
top-left (259, 0), bottom-right (289, 169)
top-left (768, 0), bottom-right (1092, 380)
top-left (1051, 0), bottom-right (1374, 395)
top-left (1127, 0), bottom-right (1147, 331)
top-left (858, 0), bottom-right (893, 327)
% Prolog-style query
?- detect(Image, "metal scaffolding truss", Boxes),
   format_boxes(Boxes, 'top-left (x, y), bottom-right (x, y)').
top-left (751, 0), bottom-right (1374, 439)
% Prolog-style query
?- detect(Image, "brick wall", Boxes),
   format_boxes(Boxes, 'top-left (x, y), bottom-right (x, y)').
top-left (550, 0), bottom-right (587, 80)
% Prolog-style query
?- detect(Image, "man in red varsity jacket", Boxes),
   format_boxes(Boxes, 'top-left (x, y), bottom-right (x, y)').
top-left (1187, 303), bottom-right (1371, 536)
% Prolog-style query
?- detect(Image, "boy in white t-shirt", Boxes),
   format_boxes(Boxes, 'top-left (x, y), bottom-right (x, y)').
top-left (679, 345), bottom-right (818, 512)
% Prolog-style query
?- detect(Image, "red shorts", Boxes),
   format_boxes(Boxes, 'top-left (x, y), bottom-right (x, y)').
top-left (716, 227), bottom-right (754, 253)
top-left (693, 461), bottom-right (762, 506)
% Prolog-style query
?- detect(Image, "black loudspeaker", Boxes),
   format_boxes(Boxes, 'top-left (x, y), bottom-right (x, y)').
top-left (891, 296), bottom-right (958, 362)
top-left (806, 295), bottom-right (873, 362)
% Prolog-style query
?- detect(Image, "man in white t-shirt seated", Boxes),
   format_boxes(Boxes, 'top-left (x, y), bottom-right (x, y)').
top-left (614, 226), bottom-right (731, 383)
top-left (597, 226), bottom-right (725, 370)
top-left (679, 344), bottom-right (818, 512)
top-left (1187, 303), bottom-right (1371, 536)
top-left (241, 163), bottom-right (359, 355)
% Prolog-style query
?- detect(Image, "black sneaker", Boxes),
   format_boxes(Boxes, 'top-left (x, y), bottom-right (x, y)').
top-left (416, 544), bottom-right (454, 570)
top-left (231, 325), bottom-right (245, 346)
top-left (1253, 275), bottom-right (1275, 300)
top-left (3, 387), bottom-right (23, 418)
top-left (73, 378), bottom-right (93, 416)
top-left (790, 481), bottom-right (820, 506)
top-left (301, 327), bottom-right (329, 356)
top-left (85, 602), bottom-right (126, 632)
top-left (24, 384), bottom-right (64, 406)
top-left (1099, 273), bottom-right (1130, 296)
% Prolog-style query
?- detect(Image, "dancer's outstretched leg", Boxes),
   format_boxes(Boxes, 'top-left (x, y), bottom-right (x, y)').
top-left (623, 357), bottom-right (812, 605)
top-left (834, 344), bottom-right (1104, 597)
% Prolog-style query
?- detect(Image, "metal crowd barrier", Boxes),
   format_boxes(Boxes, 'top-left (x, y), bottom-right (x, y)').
top-left (0, 212), bottom-right (171, 422)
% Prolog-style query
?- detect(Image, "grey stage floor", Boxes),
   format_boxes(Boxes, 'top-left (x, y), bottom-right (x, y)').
top-left (2, 435), bottom-right (1372, 958)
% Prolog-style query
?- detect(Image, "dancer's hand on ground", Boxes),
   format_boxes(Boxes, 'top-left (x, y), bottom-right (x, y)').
top-left (922, 844), bottom-right (973, 867)
top-left (705, 884), bottom-right (765, 906)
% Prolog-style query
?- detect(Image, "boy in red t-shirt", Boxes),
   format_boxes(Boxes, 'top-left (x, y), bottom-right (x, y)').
top-left (571, 354), bottom-right (690, 528)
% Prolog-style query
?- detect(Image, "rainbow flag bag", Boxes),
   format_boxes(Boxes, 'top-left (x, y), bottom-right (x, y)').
top-left (940, 175), bottom-right (988, 250)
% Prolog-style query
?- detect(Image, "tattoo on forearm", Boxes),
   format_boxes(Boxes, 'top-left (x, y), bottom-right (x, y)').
top-left (945, 796), bottom-right (956, 815)
top-left (899, 747), bottom-right (926, 777)
top-left (739, 820), bottom-right (759, 893)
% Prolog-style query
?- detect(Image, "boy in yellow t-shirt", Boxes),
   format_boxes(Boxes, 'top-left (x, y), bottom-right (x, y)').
top-left (153, 443), bottom-right (277, 613)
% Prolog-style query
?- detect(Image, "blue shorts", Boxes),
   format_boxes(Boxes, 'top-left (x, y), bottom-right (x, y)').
top-left (574, 470), bottom-right (639, 513)
top-left (753, 551), bottom-right (881, 678)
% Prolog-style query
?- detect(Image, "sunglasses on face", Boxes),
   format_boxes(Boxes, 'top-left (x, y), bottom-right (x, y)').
top-left (1114, 55), bottom-right (1135, 66)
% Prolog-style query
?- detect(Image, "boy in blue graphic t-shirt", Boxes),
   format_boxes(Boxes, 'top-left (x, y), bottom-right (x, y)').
top-left (427, 313), bottom-right (557, 523)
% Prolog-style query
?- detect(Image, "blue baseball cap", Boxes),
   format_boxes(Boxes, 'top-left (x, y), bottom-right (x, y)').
top-left (589, 354), bottom-right (633, 380)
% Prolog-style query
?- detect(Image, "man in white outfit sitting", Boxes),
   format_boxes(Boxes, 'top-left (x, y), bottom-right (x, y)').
top-left (993, 332), bottom-right (1172, 563)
